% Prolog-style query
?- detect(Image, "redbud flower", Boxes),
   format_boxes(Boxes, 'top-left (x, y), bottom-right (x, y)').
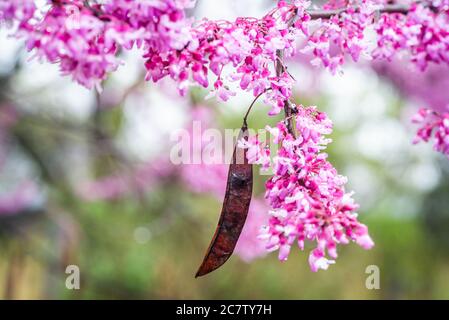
top-left (413, 108), bottom-right (449, 157)
top-left (241, 106), bottom-right (374, 271)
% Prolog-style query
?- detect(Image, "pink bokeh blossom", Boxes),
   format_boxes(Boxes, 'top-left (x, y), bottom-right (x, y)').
top-left (412, 108), bottom-right (449, 157)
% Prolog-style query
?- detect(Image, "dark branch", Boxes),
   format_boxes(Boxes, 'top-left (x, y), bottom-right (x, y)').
top-left (307, 3), bottom-right (434, 19)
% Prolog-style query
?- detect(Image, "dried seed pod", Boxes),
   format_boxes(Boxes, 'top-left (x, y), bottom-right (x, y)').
top-left (195, 125), bottom-right (253, 277)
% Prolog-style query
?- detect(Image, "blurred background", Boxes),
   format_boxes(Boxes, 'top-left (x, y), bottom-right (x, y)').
top-left (1, 0), bottom-right (449, 299)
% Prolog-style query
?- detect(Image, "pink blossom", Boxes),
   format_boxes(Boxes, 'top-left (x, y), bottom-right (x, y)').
top-left (309, 248), bottom-right (335, 272)
top-left (3, 0), bottom-right (449, 111)
top-left (0, 0), bottom-right (35, 23)
top-left (242, 106), bottom-right (374, 271)
top-left (374, 2), bottom-right (449, 71)
top-left (3, 0), bottom-right (449, 93)
top-left (2, 0), bottom-right (195, 90)
top-left (145, 1), bottom-right (300, 112)
top-left (412, 107), bottom-right (449, 157)
top-left (238, 136), bottom-right (271, 170)
top-left (300, 0), bottom-right (382, 75)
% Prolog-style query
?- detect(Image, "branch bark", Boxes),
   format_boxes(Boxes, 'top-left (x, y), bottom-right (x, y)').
top-left (307, 4), bottom-right (412, 19)
top-left (80, 2), bottom-right (422, 21)
top-left (275, 50), bottom-right (296, 138)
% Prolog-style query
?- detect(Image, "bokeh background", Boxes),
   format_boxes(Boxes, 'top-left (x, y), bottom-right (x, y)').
top-left (1, 0), bottom-right (449, 299)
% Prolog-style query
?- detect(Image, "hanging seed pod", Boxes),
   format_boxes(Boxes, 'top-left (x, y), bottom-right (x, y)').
top-left (195, 124), bottom-right (253, 277)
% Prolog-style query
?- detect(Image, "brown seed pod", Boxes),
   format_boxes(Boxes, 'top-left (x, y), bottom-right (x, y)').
top-left (195, 125), bottom-right (253, 278)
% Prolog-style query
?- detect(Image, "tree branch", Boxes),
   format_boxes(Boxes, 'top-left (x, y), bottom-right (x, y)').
top-left (243, 88), bottom-right (271, 128)
top-left (79, 2), bottom-right (424, 22)
top-left (307, 2), bottom-right (437, 19)
top-left (276, 50), bottom-right (297, 138)
top-left (275, 6), bottom-right (298, 138)
top-left (307, 4), bottom-right (410, 19)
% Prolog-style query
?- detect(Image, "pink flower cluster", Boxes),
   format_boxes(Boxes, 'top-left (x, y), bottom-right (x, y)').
top-left (412, 108), bottom-right (449, 157)
top-left (1, 0), bottom-right (195, 90)
top-left (301, 0), bottom-right (449, 75)
top-left (374, 1), bottom-right (449, 71)
top-left (0, 0), bottom-right (35, 23)
top-left (241, 106), bottom-right (374, 271)
top-left (146, 0), bottom-right (300, 114)
top-left (2, 0), bottom-right (449, 112)
top-left (301, 0), bottom-right (382, 75)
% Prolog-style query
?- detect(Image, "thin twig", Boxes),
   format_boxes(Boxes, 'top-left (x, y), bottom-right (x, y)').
top-left (243, 88), bottom-right (272, 128)
top-left (307, 4), bottom-right (413, 19)
top-left (78, 2), bottom-right (424, 24)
